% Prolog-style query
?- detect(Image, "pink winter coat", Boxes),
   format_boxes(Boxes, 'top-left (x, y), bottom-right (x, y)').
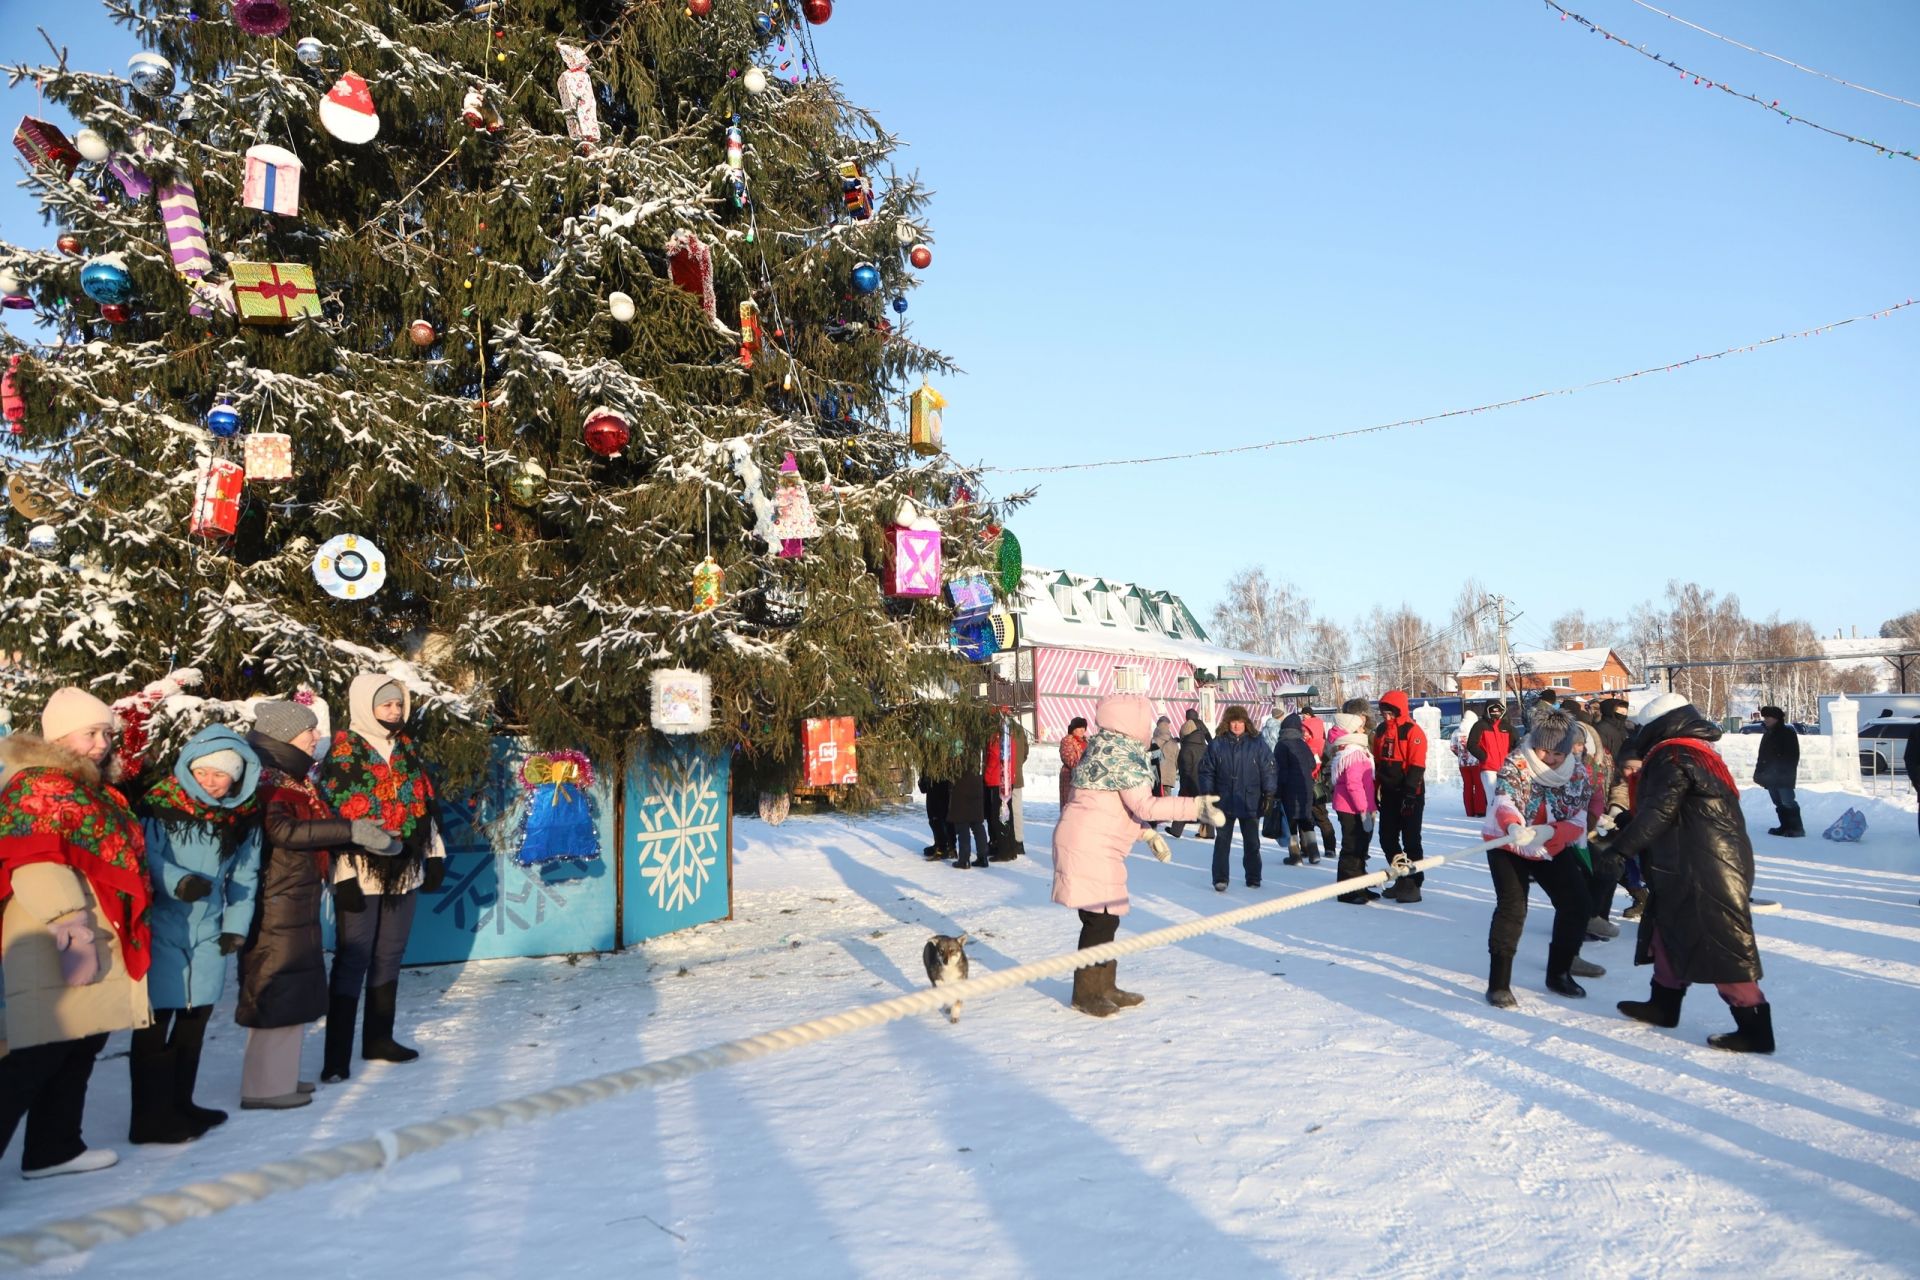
top-left (1051, 695), bottom-right (1198, 916)
top-left (1328, 718), bottom-right (1376, 816)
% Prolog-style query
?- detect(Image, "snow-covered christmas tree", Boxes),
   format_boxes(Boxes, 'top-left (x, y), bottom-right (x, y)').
top-left (2, 0), bottom-right (1015, 789)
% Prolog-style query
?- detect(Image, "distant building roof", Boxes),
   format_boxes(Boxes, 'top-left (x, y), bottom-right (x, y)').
top-left (1457, 647), bottom-right (1621, 679)
top-left (1017, 568), bottom-right (1297, 672)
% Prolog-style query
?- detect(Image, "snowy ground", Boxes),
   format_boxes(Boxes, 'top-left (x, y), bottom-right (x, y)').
top-left (3, 782), bottom-right (1918, 1278)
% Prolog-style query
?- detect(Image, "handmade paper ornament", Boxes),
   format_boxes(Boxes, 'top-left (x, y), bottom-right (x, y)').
top-left (231, 261), bottom-right (321, 324)
top-left (0, 270), bottom-right (31, 310)
top-left (665, 229), bottom-right (716, 318)
top-left (7, 473), bottom-right (53, 519)
top-left (127, 52), bottom-right (176, 99)
top-left (107, 154), bottom-right (153, 201)
top-left (851, 262), bottom-right (881, 294)
top-left (408, 319), bottom-right (436, 346)
top-left (802, 717), bottom-right (857, 787)
top-left (514, 751), bottom-right (600, 868)
top-left (583, 407), bottom-right (631, 457)
top-left (555, 42), bottom-right (602, 148)
top-left (243, 431), bottom-right (293, 482)
top-left (312, 533), bottom-right (388, 599)
top-left (883, 525), bottom-right (942, 598)
top-left (837, 159), bottom-right (873, 221)
top-left (989, 607), bottom-right (1021, 652)
top-left (13, 118), bottom-right (80, 175)
top-left (996, 528), bottom-right (1023, 594)
top-left (295, 36), bottom-right (325, 66)
top-left (56, 234), bottom-right (82, 255)
top-left (80, 256), bottom-right (134, 306)
top-left (608, 291), bottom-right (635, 322)
top-left (743, 67), bottom-right (768, 95)
top-left (738, 299), bottom-right (761, 366)
top-left (158, 182), bottom-right (213, 307)
top-left (27, 524), bottom-right (59, 556)
top-left (692, 556), bottom-right (723, 613)
top-left (241, 144), bottom-right (303, 216)
top-left (650, 668), bottom-right (712, 734)
top-left (2, 356), bottom-right (24, 430)
top-left (461, 85), bottom-right (503, 134)
top-left (949, 573), bottom-right (994, 617)
top-left (232, 0), bottom-right (291, 35)
top-left (73, 128), bottom-right (111, 163)
top-left (803, 0), bottom-right (833, 24)
top-left (206, 400), bottom-right (242, 439)
top-left (507, 458), bottom-right (547, 506)
top-left (319, 73), bottom-right (380, 144)
top-left (189, 458), bottom-right (244, 537)
top-left (909, 382), bottom-right (946, 456)
top-left (771, 452), bottom-right (820, 559)
top-left (910, 244), bottom-right (933, 269)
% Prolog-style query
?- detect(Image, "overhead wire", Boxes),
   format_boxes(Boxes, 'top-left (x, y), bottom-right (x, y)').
top-left (1621, 0), bottom-right (1920, 111)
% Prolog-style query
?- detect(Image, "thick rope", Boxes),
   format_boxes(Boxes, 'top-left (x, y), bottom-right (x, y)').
top-left (0, 834), bottom-right (1516, 1267)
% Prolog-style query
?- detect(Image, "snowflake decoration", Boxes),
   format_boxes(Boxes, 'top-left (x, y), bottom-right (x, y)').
top-left (633, 746), bottom-right (723, 913)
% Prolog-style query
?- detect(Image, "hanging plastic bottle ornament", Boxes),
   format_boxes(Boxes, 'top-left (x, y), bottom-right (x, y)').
top-left (295, 36), bottom-right (326, 66)
top-left (726, 125), bottom-right (748, 207)
top-left (56, 233), bottom-right (82, 256)
top-left (206, 400), bottom-right (242, 439)
top-left (891, 296), bottom-right (908, 314)
top-left (910, 244), bottom-right (933, 269)
top-left (231, 0), bottom-right (291, 36)
top-left (582, 407), bottom-right (631, 457)
top-left (73, 129), bottom-right (111, 163)
top-left (408, 319), bottom-right (436, 346)
top-left (127, 52), bottom-right (176, 99)
top-left (803, 0), bottom-right (832, 23)
top-left (851, 263), bottom-right (881, 294)
top-left (80, 256), bottom-right (133, 306)
top-left (608, 291), bottom-right (636, 323)
top-left (743, 67), bottom-right (769, 95)
top-left (692, 556), bottom-right (723, 613)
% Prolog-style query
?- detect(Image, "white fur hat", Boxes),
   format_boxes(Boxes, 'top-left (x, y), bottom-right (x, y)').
top-left (1632, 692), bottom-right (1690, 726)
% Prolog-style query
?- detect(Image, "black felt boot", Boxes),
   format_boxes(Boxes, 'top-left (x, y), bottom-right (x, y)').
top-left (1617, 980), bottom-right (1686, 1028)
top-left (1486, 954), bottom-right (1517, 1009)
top-left (126, 1027), bottom-right (200, 1146)
top-left (1707, 1002), bottom-right (1775, 1054)
top-left (1105, 962), bottom-right (1144, 1009)
top-left (362, 981), bottom-right (420, 1063)
top-left (169, 1006), bottom-right (226, 1134)
top-left (1071, 964), bottom-right (1118, 1018)
top-left (321, 995), bottom-right (358, 1083)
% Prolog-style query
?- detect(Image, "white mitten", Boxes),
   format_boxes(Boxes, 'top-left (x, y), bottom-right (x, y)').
top-left (1506, 823), bottom-right (1538, 849)
top-left (1592, 814), bottom-right (1617, 839)
top-left (1194, 794), bottom-right (1227, 827)
top-left (1142, 828), bottom-right (1172, 862)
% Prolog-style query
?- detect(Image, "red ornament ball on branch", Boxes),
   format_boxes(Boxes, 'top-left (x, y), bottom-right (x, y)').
top-left (688, 0), bottom-right (712, 14)
top-left (803, 0), bottom-right (832, 23)
top-left (100, 303), bottom-right (132, 324)
top-left (57, 234), bottom-right (82, 256)
top-left (909, 244), bottom-right (932, 269)
top-left (408, 319), bottom-right (437, 346)
top-left (583, 407), bottom-right (631, 457)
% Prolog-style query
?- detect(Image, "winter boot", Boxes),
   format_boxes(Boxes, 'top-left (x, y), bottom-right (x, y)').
top-left (169, 1006), bottom-right (226, 1134)
top-left (922, 843), bottom-right (946, 860)
top-left (1545, 972), bottom-right (1588, 998)
top-left (1071, 964), bottom-right (1119, 1018)
top-left (1390, 878), bottom-right (1423, 904)
top-left (1105, 963), bottom-right (1145, 1009)
top-left (362, 981), bottom-right (421, 1063)
top-left (1782, 805), bottom-right (1805, 838)
top-left (1569, 955), bottom-right (1606, 978)
top-left (1486, 954), bottom-right (1518, 1009)
top-left (1302, 830), bottom-right (1321, 863)
top-left (321, 994), bottom-right (358, 1083)
top-left (126, 1033), bottom-right (200, 1145)
top-left (1617, 979), bottom-right (1686, 1028)
top-left (1707, 1002), bottom-right (1775, 1054)
top-left (1621, 886), bottom-right (1650, 921)
top-left (1766, 806), bottom-right (1787, 837)
top-left (1283, 833), bottom-right (1303, 867)
top-left (1586, 915), bottom-right (1620, 941)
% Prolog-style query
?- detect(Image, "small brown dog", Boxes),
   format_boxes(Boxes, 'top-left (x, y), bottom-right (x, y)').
top-left (922, 933), bottom-right (970, 1024)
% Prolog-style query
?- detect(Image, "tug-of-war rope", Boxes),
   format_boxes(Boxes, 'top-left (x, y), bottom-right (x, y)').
top-left (0, 836), bottom-right (1523, 1267)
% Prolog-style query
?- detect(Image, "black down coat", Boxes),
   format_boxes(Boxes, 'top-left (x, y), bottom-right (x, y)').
top-left (1753, 721), bottom-right (1800, 789)
top-left (1176, 717), bottom-right (1212, 793)
top-left (236, 732), bottom-right (352, 1029)
top-left (1273, 715), bottom-right (1318, 814)
top-left (1610, 707), bottom-right (1762, 985)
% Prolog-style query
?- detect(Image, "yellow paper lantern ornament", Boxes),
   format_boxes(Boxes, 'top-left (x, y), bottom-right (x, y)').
top-left (909, 382), bottom-right (946, 456)
top-left (692, 555), bottom-right (724, 612)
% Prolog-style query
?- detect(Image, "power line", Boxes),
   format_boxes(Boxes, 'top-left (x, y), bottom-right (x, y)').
top-left (1622, 0), bottom-right (1920, 111)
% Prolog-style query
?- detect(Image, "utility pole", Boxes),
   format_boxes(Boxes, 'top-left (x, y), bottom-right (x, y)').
top-left (1493, 593), bottom-right (1513, 706)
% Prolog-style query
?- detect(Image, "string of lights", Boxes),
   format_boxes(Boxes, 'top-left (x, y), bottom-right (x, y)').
top-left (1622, 0), bottom-right (1920, 111)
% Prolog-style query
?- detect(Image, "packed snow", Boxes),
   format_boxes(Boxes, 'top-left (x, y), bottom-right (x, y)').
top-left (2, 783), bottom-right (1917, 1277)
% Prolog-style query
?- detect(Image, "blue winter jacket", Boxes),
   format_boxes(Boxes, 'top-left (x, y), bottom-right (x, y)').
top-left (1198, 730), bottom-right (1279, 820)
top-left (141, 725), bottom-right (263, 1011)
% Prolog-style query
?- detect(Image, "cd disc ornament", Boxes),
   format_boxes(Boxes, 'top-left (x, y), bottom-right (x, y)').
top-left (583, 407), bottom-right (631, 457)
top-left (312, 533), bottom-right (388, 600)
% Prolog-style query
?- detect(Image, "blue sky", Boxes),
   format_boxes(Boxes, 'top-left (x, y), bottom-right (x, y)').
top-left (5, 0), bottom-right (1916, 649)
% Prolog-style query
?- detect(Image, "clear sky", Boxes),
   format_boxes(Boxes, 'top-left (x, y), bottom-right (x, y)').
top-left (5, 1), bottom-right (1916, 650)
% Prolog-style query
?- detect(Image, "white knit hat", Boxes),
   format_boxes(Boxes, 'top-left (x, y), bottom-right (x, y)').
top-left (40, 687), bottom-right (113, 744)
top-left (192, 748), bottom-right (247, 780)
top-left (1631, 692), bottom-right (1690, 726)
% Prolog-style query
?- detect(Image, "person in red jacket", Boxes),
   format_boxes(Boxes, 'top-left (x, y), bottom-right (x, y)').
top-left (983, 713), bottom-right (1028, 860)
top-left (1465, 701), bottom-right (1514, 808)
top-left (1372, 690), bottom-right (1429, 903)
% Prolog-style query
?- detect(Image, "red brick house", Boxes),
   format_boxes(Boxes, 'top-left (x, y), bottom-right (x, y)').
top-left (1455, 645), bottom-right (1634, 696)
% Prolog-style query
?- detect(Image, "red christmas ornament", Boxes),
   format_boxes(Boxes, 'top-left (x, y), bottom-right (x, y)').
top-left (100, 303), bottom-right (132, 324)
top-left (583, 406), bottom-right (631, 457)
top-left (803, 0), bottom-right (832, 23)
top-left (408, 319), bottom-right (437, 346)
top-left (909, 244), bottom-right (932, 269)
top-left (56, 233), bottom-right (82, 256)
top-left (688, 0), bottom-right (712, 13)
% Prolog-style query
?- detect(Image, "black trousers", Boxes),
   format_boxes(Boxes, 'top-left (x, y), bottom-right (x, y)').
top-left (1486, 848), bottom-right (1588, 977)
top-left (0, 1032), bottom-right (109, 1172)
top-left (1378, 786), bottom-right (1426, 887)
top-left (331, 889), bottom-right (420, 997)
top-left (1211, 815), bottom-right (1262, 885)
top-left (1336, 812), bottom-right (1373, 882)
top-left (1310, 800), bottom-right (1336, 849)
top-left (923, 781), bottom-right (953, 850)
top-left (1077, 908), bottom-right (1119, 950)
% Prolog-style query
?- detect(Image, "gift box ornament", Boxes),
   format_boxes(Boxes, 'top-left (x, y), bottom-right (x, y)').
top-left (948, 572), bottom-right (993, 618)
top-left (3, 355), bottom-right (25, 431)
top-left (232, 261), bottom-right (320, 324)
top-left (13, 118), bottom-right (80, 174)
top-left (909, 382), bottom-right (945, 456)
top-left (555, 42), bottom-right (602, 147)
top-left (650, 668), bottom-right (712, 734)
top-left (951, 616), bottom-right (999, 663)
top-left (837, 159), bottom-right (873, 220)
top-left (802, 716), bottom-right (858, 787)
top-left (189, 458), bottom-right (244, 537)
top-left (241, 144), bottom-right (303, 216)
top-left (884, 525), bottom-right (942, 598)
top-left (243, 432), bottom-right (293, 482)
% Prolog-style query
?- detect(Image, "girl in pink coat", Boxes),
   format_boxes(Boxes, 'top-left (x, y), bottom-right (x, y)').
top-left (1328, 710), bottom-right (1379, 904)
top-left (1052, 694), bottom-right (1225, 1018)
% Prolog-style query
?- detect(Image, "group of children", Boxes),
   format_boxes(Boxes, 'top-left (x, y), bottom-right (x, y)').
top-left (0, 674), bottom-right (446, 1181)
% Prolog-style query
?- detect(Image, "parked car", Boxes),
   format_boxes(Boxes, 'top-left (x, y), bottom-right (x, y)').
top-left (1736, 721), bottom-right (1813, 735)
top-left (1858, 718), bottom-right (1918, 777)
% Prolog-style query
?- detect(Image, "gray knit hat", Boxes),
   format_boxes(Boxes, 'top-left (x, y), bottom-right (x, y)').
top-left (252, 699), bottom-right (318, 744)
top-left (1527, 708), bottom-right (1579, 754)
top-left (372, 680), bottom-right (405, 709)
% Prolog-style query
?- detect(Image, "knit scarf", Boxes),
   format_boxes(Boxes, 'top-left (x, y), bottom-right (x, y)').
top-left (0, 767), bottom-right (153, 979)
top-left (1517, 744), bottom-right (1579, 790)
top-left (1072, 731), bottom-right (1154, 792)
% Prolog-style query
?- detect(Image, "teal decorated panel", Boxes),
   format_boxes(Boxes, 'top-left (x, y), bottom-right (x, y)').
top-left (622, 737), bottom-right (732, 942)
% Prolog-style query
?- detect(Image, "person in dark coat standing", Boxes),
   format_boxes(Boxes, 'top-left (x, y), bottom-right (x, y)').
top-left (1170, 709), bottom-right (1212, 839)
top-left (1606, 694), bottom-right (1774, 1053)
top-left (1273, 714), bottom-right (1318, 864)
top-left (947, 750), bottom-right (990, 870)
top-left (1198, 705), bottom-right (1278, 891)
top-left (918, 772), bottom-right (954, 861)
top-left (1298, 707), bottom-right (1335, 855)
top-left (983, 714), bottom-right (1028, 859)
top-left (1147, 716), bottom-right (1180, 831)
top-left (1753, 706), bottom-right (1802, 838)
top-left (238, 701), bottom-right (398, 1109)
top-left (1372, 690), bottom-right (1429, 904)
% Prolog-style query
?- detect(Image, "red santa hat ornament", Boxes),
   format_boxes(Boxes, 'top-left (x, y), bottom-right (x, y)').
top-left (319, 72), bottom-right (381, 145)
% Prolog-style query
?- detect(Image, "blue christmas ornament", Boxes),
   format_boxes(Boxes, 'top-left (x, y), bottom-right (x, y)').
top-left (821, 389), bottom-right (841, 419)
top-left (206, 401), bottom-right (242, 438)
top-left (755, 11), bottom-right (774, 34)
top-left (850, 262), bottom-right (881, 294)
top-left (891, 296), bottom-right (908, 314)
top-left (79, 259), bottom-right (133, 306)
